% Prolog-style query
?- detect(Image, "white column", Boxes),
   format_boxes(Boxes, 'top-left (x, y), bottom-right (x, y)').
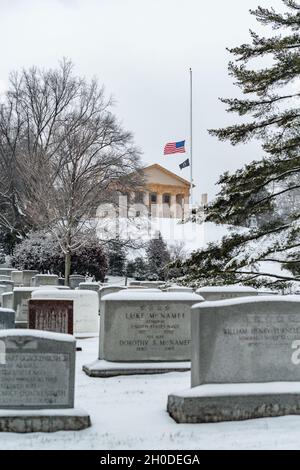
top-left (144, 191), bottom-right (150, 208)
top-left (183, 195), bottom-right (189, 218)
top-left (170, 194), bottom-right (176, 218)
top-left (157, 193), bottom-right (163, 218)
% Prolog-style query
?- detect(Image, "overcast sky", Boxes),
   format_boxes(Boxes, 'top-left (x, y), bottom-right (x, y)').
top-left (0, 0), bottom-right (285, 202)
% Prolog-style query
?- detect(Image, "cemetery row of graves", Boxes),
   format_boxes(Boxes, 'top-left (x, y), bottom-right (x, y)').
top-left (0, 265), bottom-right (299, 433)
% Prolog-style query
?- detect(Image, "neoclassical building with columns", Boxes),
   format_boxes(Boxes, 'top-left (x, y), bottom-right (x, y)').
top-left (134, 164), bottom-right (191, 219)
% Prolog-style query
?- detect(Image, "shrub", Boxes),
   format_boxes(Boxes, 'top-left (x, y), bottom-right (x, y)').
top-left (12, 230), bottom-right (108, 281)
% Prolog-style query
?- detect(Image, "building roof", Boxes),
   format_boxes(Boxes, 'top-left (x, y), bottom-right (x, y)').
top-left (143, 164), bottom-right (191, 187)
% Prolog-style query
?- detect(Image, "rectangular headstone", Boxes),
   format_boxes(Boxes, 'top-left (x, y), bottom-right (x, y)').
top-left (196, 285), bottom-right (258, 301)
top-left (11, 271), bottom-right (23, 286)
top-left (2, 293), bottom-right (13, 310)
top-left (33, 274), bottom-right (59, 287)
top-left (79, 282), bottom-right (100, 292)
top-left (13, 288), bottom-right (36, 324)
top-left (100, 291), bottom-right (202, 362)
top-left (0, 269), bottom-right (13, 278)
top-left (31, 290), bottom-right (99, 334)
top-left (0, 280), bottom-right (14, 293)
top-left (0, 286), bottom-right (7, 300)
top-left (0, 308), bottom-right (15, 329)
top-left (22, 270), bottom-right (39, 287)
top-left (29, 299), bottom-right (73, 334)
top-left (191, 296), bottom-right (300, 386)
top-left (69, 275), bottom-right (86, 290)
top-left (0, 330), bottom-right (76, 409)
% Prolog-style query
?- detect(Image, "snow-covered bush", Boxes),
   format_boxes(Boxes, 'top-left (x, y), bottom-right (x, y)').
top-left (12, 231), bottom-right (108, 281)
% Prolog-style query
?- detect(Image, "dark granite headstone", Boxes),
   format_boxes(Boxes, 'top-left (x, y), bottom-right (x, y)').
top-left (29, 299), bottom-right (73, 334)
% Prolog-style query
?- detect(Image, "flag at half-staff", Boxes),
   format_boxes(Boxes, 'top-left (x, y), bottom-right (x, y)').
top-left (164, 140), bottom-right (186, 155)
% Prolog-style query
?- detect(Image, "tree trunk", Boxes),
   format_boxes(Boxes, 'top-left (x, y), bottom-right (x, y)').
top-left (65, 251), bottom-right (71, 286)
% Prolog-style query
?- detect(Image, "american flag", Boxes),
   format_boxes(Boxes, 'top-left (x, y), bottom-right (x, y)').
top-left (164, 140), bottom-right (186, 155)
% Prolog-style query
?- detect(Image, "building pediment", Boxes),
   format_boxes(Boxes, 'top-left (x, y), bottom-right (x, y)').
top-left (143, 164), bottom-right (190, 188)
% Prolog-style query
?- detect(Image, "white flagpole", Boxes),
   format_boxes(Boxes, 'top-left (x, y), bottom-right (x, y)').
top-left (189, 67), bottom-right (194, 206)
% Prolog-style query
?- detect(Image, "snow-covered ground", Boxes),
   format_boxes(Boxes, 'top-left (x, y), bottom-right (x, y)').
top-left (1, 335), bottom-right (300, 450)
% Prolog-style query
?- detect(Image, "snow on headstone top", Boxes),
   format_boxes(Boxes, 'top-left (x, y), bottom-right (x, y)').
top-left (0, 328), bottom-right (75, 342)
top-left (0, 307), bottom-right (14, 313)
top-left (196, 285), bottom-right (256, 293)
top-left (32, 289), bottom-right (98, 299)
top-left (192, 294), bottom-right (300, 309)
top-left (108, 288), bottom-right (162, 294)
top-left (102, 291), bottom-right (203, 302)
top-left (165, 286), bottom-right (194, 293)
top-left (99, 285), bottom-right (126, 291)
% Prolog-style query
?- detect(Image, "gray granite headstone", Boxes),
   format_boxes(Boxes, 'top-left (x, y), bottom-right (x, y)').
top-left (13, 287), bottom-right (36, 326)
top-left (129, 281), bottom-right (141, 286)
top-left (191, 296), bottom-right (300, 386)
top-left (11, 271), bottom-right (23, 286)
top-left (58, 277), bottom-right (65, 286)
top-left (69, 275), bottom-right (86, 290)
top-left (99, 285), bottom-right (127, 314)
top-left (22, 270), bottom-right (39, 287)
top-left (100, 291), bottom-right (202, 362)
top-left (140, 281), bottom-right (166, 288)
top-left (0, 286), bottom-right (7, 300)
top-left (79, 282), bottom-right (100, 292)
top-left (196, 285), bottom-right (258, 301)
top-left (99, 285), bottom-right (126, 298)
top-left (33, 274), bottom-right (59, 287)
top-left (2, 293), bottom-right (13, 310)
top-left (0, 276), bottom-right (11, 282)
top-left (0, 281), bottom-right (14, 293)
top-left (0, 308), bottom-right (15, 329)
top-left (0, 330), bottom-right (75, 409)
top-left (0, 269), bottom-right (13, 278)
top-left (165, 286), bottom-right (195, 293)
top-left (167, 295), bottom-right (300, 423)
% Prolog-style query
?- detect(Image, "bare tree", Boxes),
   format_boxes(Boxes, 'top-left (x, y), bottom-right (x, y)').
top-left (0, 59), bottom-right (143, 280)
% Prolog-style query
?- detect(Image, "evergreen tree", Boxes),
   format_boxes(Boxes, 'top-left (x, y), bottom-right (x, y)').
top-left (107, 242), bottom-right (126, 276)
top-left (146, 232), bottom-right (170, 280)
top-left (181, 1), bottom-right (300, 289)
top-left (132, 257), bottom-right (148, 280)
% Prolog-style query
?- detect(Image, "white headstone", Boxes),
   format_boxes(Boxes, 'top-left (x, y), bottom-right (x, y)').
top-left (32, 289), bottom-right (99, 334)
